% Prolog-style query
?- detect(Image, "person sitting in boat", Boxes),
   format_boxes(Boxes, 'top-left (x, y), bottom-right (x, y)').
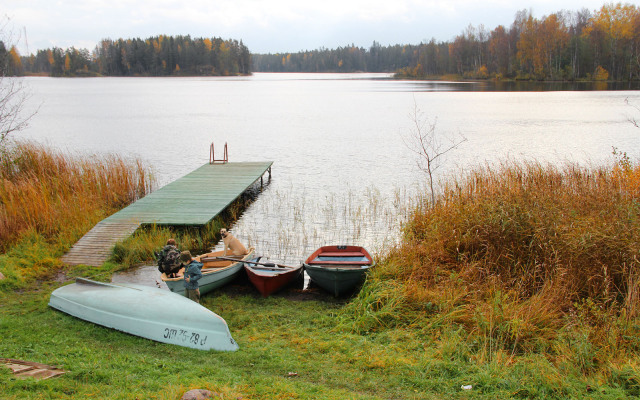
top-left (180, 250), bottom-right (203, 303)
top-left (220, 228), bottom-right (248, 257)
top-left (156, 239), bottom-right (182, 278)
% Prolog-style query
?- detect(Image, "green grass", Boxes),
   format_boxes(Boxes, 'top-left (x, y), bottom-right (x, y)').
top-left (2, 279), bottom-right (638, 399)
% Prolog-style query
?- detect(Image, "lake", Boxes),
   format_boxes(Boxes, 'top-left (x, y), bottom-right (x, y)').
top-left (20, 73), bottom-right (640, 284)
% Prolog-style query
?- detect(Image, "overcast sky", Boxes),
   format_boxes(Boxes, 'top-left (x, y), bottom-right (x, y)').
top-left (2, 0), bottom-right (618, 55)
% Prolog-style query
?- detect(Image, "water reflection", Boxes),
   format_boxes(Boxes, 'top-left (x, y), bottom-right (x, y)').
top-left (389, 80), bottom-right (640, 92)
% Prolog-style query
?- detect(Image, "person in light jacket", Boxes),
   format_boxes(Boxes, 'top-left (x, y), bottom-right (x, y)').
top-left (180, 251), bottom-right (203, 303)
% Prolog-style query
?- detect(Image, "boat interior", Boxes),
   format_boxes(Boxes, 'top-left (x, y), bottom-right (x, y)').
top-left (161, 250), bottom-right (250, 281)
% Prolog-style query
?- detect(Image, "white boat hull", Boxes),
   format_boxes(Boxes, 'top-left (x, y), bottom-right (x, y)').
top-left (49, 278), bottom-right (239, 351)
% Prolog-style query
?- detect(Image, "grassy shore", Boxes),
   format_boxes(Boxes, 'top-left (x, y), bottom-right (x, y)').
top-left (2, 143), bottom-right (640, 399)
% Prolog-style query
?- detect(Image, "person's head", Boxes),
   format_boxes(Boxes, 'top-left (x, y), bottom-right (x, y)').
top-left (167, 238), bottom-right (176, 246)
top-left (179, 250), bottom-right (192, 264)
top-left (220, 228), bottom-right (228, 238)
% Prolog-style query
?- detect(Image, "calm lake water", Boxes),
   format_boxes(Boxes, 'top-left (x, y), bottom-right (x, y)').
top-left (20, 73), bottom-right (640, 285)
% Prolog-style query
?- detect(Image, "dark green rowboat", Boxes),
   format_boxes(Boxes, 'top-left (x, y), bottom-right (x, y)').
top-left (303, 245), bottom-right (375, 296)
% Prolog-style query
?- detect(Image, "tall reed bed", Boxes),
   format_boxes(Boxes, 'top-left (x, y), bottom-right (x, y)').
top-left (0, 141), bottom-right (154, 252)
top-left (231, 185), bottom-right (417, 265)
top-left (346, 160), bottom-right (640, 372)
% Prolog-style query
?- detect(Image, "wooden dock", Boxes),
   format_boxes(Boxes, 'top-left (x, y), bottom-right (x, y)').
top-left (62, 162), bottom-right (272, 267)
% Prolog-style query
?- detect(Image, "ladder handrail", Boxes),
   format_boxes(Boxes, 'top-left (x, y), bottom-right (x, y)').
top-left (210, 142), bottom-right (228, 164)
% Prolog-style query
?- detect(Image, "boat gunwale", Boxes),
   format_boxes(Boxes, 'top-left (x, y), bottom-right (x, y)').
top-left (304, 245), bottom-right (373, 264)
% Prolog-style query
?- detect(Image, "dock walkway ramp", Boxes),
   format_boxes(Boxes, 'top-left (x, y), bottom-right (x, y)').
top-left (62, 162), bottom-right (273, 266)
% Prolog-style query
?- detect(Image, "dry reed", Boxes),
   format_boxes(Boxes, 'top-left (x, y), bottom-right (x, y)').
top-left (349, 160), bottom-right (640, 362)
top-left (0, 140), bottom-right (154, 251)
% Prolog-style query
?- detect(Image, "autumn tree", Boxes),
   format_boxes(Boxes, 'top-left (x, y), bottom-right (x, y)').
top-left (538, 13), bottom-right (570, 79)
top-left (488, 25), bottom-right (510, 77)
top-left (567, 8), bottom-right (593, 79)
top-left (585, 3), bottom-right (639, 80)
top-left (450, 25), bottom-right (487, 76)
top-left (516, 11), bottom-right (540, 77)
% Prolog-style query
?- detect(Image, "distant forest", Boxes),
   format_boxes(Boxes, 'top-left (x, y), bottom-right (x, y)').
top-left (254, 4), bottom-right (640, 81)
top-left (5, 35), bottom-right (251, 77)
top-left (2, 3), bottom-right (639, 80)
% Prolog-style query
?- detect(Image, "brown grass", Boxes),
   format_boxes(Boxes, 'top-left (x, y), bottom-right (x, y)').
top-left (399, 161), bottom-right (640, 309)
top-left (348, 160), bottom-right (640, 364)
top-left (0, 140), bottom-right (154, 251)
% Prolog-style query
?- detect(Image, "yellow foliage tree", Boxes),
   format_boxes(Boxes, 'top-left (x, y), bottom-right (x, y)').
top-left (413, 63), bottom-right (424, 77)
top-left (585, 3), bottom-right (639, 78)
top-left (594, 65), bottom-right (609, 80)
top-left (517, 13), bottom-right (569, 79)
top-left (477, 65), bottom-right (489, 79)
top-left (516, 14), bottom-right (538, 76)
top-left (588, 3), bottom-right (636, 41)
top-left (8, 46), bottom-right (22, 73)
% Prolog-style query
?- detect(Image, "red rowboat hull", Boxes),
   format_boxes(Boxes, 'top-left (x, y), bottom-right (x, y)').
top-left (244, 259), bottom-right (303, 297)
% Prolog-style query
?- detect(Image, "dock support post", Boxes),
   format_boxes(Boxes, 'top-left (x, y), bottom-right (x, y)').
top-left (260, 167), bottom-right (272, 189)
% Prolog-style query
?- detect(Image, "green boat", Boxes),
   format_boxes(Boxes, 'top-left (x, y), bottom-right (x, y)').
top-left (161, 249), bottom-right (254, 296)
top-left (49, 278), bottom-right (239, 351)
top-left (303, 245), bottom-right (375, 296)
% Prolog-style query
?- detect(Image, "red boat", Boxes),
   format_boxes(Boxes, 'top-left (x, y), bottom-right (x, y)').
top-left (243, 257), bottom-right (303, 297)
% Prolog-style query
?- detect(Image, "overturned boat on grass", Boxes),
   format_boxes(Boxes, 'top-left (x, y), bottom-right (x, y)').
top-left (49, 278), bottom-right (239, 351)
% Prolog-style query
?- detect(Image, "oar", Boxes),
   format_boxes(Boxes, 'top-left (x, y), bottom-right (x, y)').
top-left (212, 256), bottom-right (294, 269)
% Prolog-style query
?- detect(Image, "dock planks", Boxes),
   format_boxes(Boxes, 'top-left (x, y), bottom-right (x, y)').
top-left (62, 162), bottom-right (272, 266)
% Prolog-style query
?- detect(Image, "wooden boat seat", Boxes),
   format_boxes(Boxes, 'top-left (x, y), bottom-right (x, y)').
top-left (307, 260), bottom-right (370, 266)
top-left (309, 263), bottom-right (367, 268)
top-left (318, 252), bottom-right (365, 257)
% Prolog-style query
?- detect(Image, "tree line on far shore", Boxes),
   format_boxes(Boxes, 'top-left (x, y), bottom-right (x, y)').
top-left (2, 35), bottom-right (251, 77)
top-left (254, 4), bottom-right (640, 81)
top-left (1, 3), bottom-right (639, 80)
